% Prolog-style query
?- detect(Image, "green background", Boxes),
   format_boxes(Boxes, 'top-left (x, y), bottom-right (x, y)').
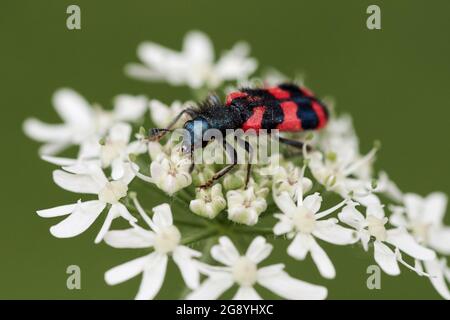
top-left (1, 0), bottom-right (449, 299)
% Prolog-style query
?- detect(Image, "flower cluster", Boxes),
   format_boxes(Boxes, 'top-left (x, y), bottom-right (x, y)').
top-left (24, 31), bottom-right (450, 300)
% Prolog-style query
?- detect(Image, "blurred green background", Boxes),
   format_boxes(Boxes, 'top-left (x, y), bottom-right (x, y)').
top-left (1, 0), bottom-right (449, 299)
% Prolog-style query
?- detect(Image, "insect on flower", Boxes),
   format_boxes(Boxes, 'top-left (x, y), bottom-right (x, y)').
top-left (148, 83), bottom-right (329, 188)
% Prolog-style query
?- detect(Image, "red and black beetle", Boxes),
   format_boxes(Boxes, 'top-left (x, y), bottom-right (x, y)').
top-left (149, 83), bottom-right (329, 188)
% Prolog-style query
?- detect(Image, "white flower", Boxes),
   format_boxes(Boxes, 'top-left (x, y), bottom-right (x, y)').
top-left (104, 203), bottom-right (201, 300)
top-left (190, 184), bottom-right (226, 219)
top-left (23, 89), bottom-right (147, 156)
top-left (36, 163), bottom-right (137, 243)
top-left (227, 187), bottom-right (267, 226)
top-left (133, 144), bottom-right (192, 195)
top-left (339, 202), bottom-right (436, 276)
top-left (125, 30), bottom-right (257, 89)
top-left (100, 123), bottom-right (146, 180)
top-left (390, 192), bottom-right (450, 299)
top-left (23, 88), bottom-right (101, 156)
top-left (273, 191), bottom-right (355, 279)
top-left (187, 236), bottom-right (327, 300)
top-left (150, 152), bottom-right (192, 195)
top-left (272, 162), bottom-right (313, 201)
top-left (43, 123), bottom-right (146, 180)
top-left (149, 99), bottom-right (192, 128)
top-left (310, 114), bottom-right (379, 205)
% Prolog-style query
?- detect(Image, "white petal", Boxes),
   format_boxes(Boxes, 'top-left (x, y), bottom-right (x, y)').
top-left (173, 246), bottom-right (201, 290)
top-left (115, 202), bottom-right (138, 223)
top-left (183, 31), bottom-right (214, 63)
top-left (135, 253), bottom-right (168, 300)
top-left (37, 202), bottom-right (77, 218)
top-left (137, 42), bottom-right (176, 70)
top-left (373, 241), bottom-right (400, 276)
top-left (287, 233), bottom-right (311, 260)
top-left (125, 63), bottom-right (162, 81)
top-left (423, 192), bottom-right (448, 225)
top-left (104, 227), bottom-right (155, 248)
top-left (273, 191), bottom-right (297, 215)
top-left (186, 276), bottom-right (234, 300)
top-left (152, 203), bottom-right (173, 230)
top-left (366, 203), bottom-right (385, 219)
top-left (353, 194), bottom-right (381, 207)
top-left (245, 236), bottom-right (272, 264)
top-left (404, 193), bottom-right (423, 221)
top-left (94, 206), bottom-right (120, 244)
top-left (211, 236), bottom-right (240, 266)
top-left (113, 95), bottom-right (147, 122)
top-left (313, 219), bottom-right (358, 245)
top-left (41, 155), bottom-right (77, 166)
top-left (50, 200), bottom-right (106, 238)
top-left (258, 268), bottom-right (327, 300)
top-left (111, 158), bottom-right (125, 181)
top-left (423, 259), bottom-right (450, 300)
top-left (23, 118), bottom-right (71, 143)
top-left (53, 170), bottom-right (101, 194)
top-left (303, 193), bottom-right (322, 213)
top-left (53, 88), bottom-right (93, 126)
top-left (309, 238), bottom-right (336, 279)
top-left (119, 162), bottom-right (137, 186)
top-left (273, 216), bottom-right (293, 235)
top-left (109, 122), bottom-right (132, 143)
top-left (78, 139), bottom-right (101, 159)
top-left (105, 255), bottom-right (148, 285)
top-left (39, 142), bottom-right (68, 156)
top-left (387, 228), bottom-right (436, 260)
top-left (429, 227), bottom-right (450, 255)
top-left (214, 42), bottom-right (257, 81)
top-left (232, 286), bottom-right (261, 300)
top-left (389, 211), bottom-right (408, 228)
top-left (338, 204), bottom-right (365, 229)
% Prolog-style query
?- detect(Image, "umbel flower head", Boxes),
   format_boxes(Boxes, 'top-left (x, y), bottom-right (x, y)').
top-left (24, 30), bottom-right (450, 300)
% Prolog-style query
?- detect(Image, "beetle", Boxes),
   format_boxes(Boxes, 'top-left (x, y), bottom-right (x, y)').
top-left (148, 83), bottom-right (329, 188)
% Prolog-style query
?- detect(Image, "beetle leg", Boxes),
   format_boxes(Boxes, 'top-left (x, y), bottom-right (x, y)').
top-left (199, 140), bottom-right (238, 189)
top-left (148, 108), bottom-right (198, 141)
top-left (278, 136), bottom-right (312, 152)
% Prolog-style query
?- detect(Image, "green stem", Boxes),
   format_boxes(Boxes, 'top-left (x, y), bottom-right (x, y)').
top-left (181, 228), bottom-right (218, 246)
top-left (233, 226), bottom-right (275, 236)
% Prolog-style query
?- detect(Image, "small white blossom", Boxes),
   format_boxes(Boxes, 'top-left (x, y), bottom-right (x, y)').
top-left (309, 114), bottom-right (379, 206)
top-left (339, 202), bottom-right (436, 276)
top-left (23, 89), bottom-right (147, 157)
top-left (100, 123), bottom-right (146, 180)
top-left (104, 203), bottom-right (201, 300)
top-left (190, 184), bottom-right (226, 219)
top-left (390, 192), bottom-right (450, 299)
top-left (272, 162), bottom-right (313, 201)
top-left (41, 123), bottom-right (146, 181)
top-left (134, 144), bottom-right (192, 195)
top-left (36, 163), bottom-right (137, 243)
top-left (125, 31), bottom-right (257, 89)
top-left (150, 153), bottom-right (192, 195)
top-left (227, 187), bottom-right (267, 226)
top-left (23, 88), bottom-right (101, 156)
top-left (273, 190), bottom-right (355, 279)
top-left (187, 236), bottom-right (327, 300)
